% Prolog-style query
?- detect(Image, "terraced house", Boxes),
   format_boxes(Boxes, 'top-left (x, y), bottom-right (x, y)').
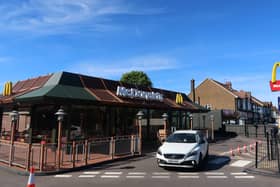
top-left (188, 78), bottom-right (276, 125)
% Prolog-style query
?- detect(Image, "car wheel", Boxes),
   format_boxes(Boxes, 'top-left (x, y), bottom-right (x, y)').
top-left (205, 149), bottom-right (209, 160)
top-left (195, 153), bottom-right (203, 170)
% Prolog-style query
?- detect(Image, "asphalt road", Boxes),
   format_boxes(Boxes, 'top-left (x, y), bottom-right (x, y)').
top-left (1, 136), bottom-right (279, 187)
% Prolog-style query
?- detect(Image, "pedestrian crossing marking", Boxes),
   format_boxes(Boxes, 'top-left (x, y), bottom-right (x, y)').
top-left (83, 171), bottom-right (101, 175)
top-left (178, 176), bottom-right (199, 179)
top-left (207, 176), bottom-right (228, 179)
top-left (54, 175), bottom-right (72, 178)
top-left (78, 175), bottom-right (96, 178)
top-left (230, 160), bottom-right (252, 167)
top-left (234, 176), bottom-right (255, 179)
top-left (101, 175), bottom-right (120, 178)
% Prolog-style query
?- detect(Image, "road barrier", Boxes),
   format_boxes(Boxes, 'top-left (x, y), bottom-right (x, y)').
top-left (0, 135), bottom-right (141, 173)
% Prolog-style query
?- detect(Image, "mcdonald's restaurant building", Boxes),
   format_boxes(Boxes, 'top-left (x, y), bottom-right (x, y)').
top-left (0, 71), bottom-right (207, 144)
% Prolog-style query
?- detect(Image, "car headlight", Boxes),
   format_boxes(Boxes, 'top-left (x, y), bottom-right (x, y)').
top-left (187, 150), bottom-right (198, 157)
top-left (157, 149), bottom-right (162, 156)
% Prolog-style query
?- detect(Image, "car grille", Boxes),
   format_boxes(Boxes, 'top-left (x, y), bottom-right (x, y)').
top-left (164, 154), bottom-right (185, 159)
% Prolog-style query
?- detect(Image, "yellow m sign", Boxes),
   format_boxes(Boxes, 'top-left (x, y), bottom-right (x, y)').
top-left (176, 93), bottom-right (183, 104)
top-left (3, 81), bottom-right (12, 96)
top-left (270, 62), bottom-right (280, 91)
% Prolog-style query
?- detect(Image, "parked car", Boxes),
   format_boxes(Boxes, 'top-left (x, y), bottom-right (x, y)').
top-left (156, 130), bottom-right (208, 169)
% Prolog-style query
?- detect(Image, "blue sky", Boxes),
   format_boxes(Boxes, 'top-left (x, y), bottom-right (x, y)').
top-left (0, 0), bottom-right (280, 105)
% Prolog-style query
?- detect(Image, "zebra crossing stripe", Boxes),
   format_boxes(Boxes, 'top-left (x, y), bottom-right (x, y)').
top-left (54, 175), bottom-right (72, 178)
top-left (230, 172), bottom-right (247, 175)
top-left (178, 176), bottom-right (199, 179)
top-left (83, 171), bottom-right (101, 175)
top-left (101, 175), bottom-right (120, 178)
top-left (177, 172), bottom-right (198, 175)
top-left (78, 175), bottom-right (96, 178)
top-left (152, 176), bottom-right (170, 179)
top-left (234, 176), bottom-right (255, 179)
top-left (128, 172), bottom-right (146, 175)
top-left (152, 172), bottom-right (170, 175)
top-left (207, 176), bottom-right (228, 179)
top-left (204, 172), bottom-right (224, 175)
top-left (104, 172), bottom-right (122, 175)
top-left (126, 176), bottom-right (145, 179)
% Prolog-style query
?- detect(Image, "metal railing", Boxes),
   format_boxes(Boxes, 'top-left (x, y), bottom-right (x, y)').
top-left (255, 129), bottom-right (280, 173)
top-left (225, 124), bottom-right (275, 138)
top-left (0, 135), bottom-right (140, 172)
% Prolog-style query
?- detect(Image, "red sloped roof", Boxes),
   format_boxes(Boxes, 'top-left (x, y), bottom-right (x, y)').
top-left (0, 74), bottom-right (52, 103)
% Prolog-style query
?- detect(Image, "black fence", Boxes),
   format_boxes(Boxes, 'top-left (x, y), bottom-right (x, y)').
top-left (225, 124), bottom-right (276, 138)
top-left (255, 128), bottom-right (280, 174)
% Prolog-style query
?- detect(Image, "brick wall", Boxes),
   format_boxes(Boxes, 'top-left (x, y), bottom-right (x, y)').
top-left (189, 79), bottom-right (236, 110)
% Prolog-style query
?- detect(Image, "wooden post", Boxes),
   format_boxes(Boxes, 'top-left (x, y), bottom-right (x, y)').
top-left (130, 135), bottom-right (134, 156)
top-left (72, 141), bottom-right (76, 168)
top-left (84, 139), bottom-right (88, 165)
top-left (26, 143), bottom-right (32, 171)
top-left (39, 142), bottom-right (45, 171)
top-left (110, 137), bottom-right (115, 159)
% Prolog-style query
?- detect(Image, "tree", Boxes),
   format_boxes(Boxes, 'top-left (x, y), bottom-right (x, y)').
top-left (120, 71), bottom-right (153, 87)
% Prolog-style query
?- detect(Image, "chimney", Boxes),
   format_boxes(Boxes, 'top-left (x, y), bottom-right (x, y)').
top-left (191, 79), bottom-right (195, 103)
top-left (225, 81), bottom-right (232, 90)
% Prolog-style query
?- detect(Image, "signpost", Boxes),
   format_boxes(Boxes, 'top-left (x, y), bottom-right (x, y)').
top-left (270, 62), bottom-right (280, 130)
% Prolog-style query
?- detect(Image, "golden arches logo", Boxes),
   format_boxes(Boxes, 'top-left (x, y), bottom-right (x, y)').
top-left (2, 81), bottom-right (12, 96)
top-left (176, 93), bottom-right (183, 104)
top-left (271, 62), bottom-right (280, 83)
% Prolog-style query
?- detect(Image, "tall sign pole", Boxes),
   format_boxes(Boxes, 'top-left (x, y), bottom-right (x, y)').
top-left (270, 62), bottom-right (280, 131)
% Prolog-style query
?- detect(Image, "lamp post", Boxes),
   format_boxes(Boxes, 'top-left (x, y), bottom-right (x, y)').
top-left (55, 108), bottom-right (67, 170)
top-left (9, 110), bottom-right (19, 166)
top-left (136, 111), bottom-right (144, 155)
top-left (162, 113), bottom-right (168, 138)
top-left (210, 114), bottom-right (214, 141)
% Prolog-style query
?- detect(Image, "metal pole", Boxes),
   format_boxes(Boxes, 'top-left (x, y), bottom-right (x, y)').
top-left (138, 119), bottom-right (142, 155)
top-left (255, 141), bottom-right (258, 168)
top-left (267, 131), bottom-right (270, 160)
top-left (57, 120), bottom-right (62, 169)
top-left (9, 121), bottom-right (15, 167)
top-left (211, 119), bottom-right (214, 141)
top-left (275, 134), bottom-right (280, 173)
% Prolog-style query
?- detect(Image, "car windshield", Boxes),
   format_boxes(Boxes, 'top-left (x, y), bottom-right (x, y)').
top-left (165, 133), bottom-right (197, 143)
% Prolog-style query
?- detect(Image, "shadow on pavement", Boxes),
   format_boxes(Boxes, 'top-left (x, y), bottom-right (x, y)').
top-left (163, 154), bottom-right (231, 172)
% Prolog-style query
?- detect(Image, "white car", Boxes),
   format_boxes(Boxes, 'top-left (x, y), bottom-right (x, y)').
top-left (156, 130), bottom-right (208, 169)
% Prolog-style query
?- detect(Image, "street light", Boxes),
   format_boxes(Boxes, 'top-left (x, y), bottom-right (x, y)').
top-left (55, 108), bottom-right (67, 170)
top-left (9, 110), bottom-right (19, 166)
top-left (210, 114), bottom-right (214, 141)
top-left (136, 111), bottom-right (144, 155)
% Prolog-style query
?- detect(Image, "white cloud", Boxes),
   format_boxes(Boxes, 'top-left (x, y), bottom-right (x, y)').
top-left (0, 0), bottom-right (165, 35)
top-left (68, 55), bottom-right (178, 78)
